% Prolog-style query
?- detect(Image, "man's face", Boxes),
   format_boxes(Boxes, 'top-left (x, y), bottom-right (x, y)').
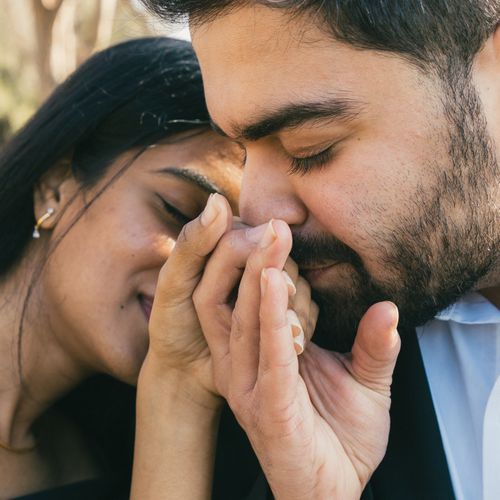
top-left (192, 5), bottom-right (499, 348)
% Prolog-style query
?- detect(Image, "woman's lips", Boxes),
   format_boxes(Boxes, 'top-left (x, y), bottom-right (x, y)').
top-left (138, 294), bottom-right (154, 322)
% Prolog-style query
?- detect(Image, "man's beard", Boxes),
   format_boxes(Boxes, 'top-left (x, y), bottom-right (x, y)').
top-left (292, 71), bottom-right (499, 352)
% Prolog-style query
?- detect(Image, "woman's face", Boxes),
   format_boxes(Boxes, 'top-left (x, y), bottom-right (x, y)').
top-left (36, 130), bottom-right (243, 384)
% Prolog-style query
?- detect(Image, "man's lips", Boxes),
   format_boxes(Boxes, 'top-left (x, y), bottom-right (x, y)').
top-left (299, 261), bottom-right (339, 271)
top-left (138, 294), bottom-right (154, 321)
top-left (300, 262), bottom-right (344, 283)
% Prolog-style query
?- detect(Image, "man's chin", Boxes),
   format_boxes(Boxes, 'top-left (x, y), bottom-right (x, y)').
top-left (310, 282), bottom-right (463, 353)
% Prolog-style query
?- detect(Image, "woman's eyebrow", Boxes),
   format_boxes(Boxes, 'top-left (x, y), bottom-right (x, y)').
top-left (154, 166), bottom-right (222, 194)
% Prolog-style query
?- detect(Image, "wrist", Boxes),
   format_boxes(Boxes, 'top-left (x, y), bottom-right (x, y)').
top-left (138, 353), bottom-right (223, 414)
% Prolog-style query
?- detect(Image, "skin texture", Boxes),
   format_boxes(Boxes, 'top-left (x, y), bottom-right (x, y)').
top-left (0, 129), bottom-right (243, 497)
top-left (192, 6), bottom-right (499, 345)
top-left (190, 200), bottom-right (400, 499)
top-left (131, 194), bottom-right (319, 500)
top-left (32, 130), bottom-right (242, 385)
top-left (186, 4), bottom-right (499, 498)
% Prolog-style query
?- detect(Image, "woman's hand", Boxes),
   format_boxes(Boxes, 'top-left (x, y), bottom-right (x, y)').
top-left (132, 194), bottom-right (316, 500)
top-left (145, 194), bottom-right (314, 403)
top-left (132, 193), bottom-right (232, 500)
top-left (193, 218), bottom-right (401, 500)
top-left (145, 193), bottom-right (231, 404)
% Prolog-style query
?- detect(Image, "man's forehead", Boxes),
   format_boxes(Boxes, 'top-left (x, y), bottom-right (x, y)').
top-left (191, 7), bottom-right (353, 133)
top-left (190, 3), bottom-right (328, 55)
top-left (191, 3), bottom-right (430, 141)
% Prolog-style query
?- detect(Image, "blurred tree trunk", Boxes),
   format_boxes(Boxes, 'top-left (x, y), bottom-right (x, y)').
top-left (1, 0), bottom-right (166, 134)
top-left (30, 0), bottom-right (64, 98)
top-left (94, 0), bottom-right (118, 52)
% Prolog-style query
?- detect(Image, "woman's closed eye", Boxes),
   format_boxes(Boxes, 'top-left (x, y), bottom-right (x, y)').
top-left (160, 197), bottom-right (192, 226)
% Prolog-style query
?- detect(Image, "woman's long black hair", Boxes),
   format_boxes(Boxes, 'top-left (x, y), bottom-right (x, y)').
top-left (0, 36), bottom-right (261, 498)
top-left (0, 36), bottom-right (209, 276)
top-left (0, 37), bottom-right (214, 495)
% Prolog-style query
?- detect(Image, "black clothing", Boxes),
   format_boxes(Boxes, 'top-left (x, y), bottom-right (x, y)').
top-left (219, 329), bottom-right (456, 500)
top-left (14, 479), bottom-right (117, 500)
top-left (11, 329), bottom-right (456, 500)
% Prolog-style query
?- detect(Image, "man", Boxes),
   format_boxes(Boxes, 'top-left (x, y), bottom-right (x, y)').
top-left (144, 1), bottom-right (499, 498)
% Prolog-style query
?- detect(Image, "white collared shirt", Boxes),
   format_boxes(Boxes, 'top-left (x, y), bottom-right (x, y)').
top-left (417, 292), bottom-right (500, 500)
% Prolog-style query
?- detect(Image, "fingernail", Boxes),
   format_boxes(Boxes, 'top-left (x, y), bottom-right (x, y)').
top-left (282, 271), bottom-right (296, 296)
top-left (261, 268), bottom-right (269, 294)
top-left (294, 331), bottom-right (305, 355)
top-left (201, 193), bottom-right (219, 227)
top-left (259, 220), bottom-right (277, 249)
top-left (286, 309), bottom-right (303, 338)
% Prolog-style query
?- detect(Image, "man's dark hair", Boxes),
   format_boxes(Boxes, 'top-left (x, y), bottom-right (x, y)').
top-left (143, 1), bottom-right (500, 72)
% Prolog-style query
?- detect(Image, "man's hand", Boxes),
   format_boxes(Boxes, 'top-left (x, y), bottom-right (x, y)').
top-left (193, 218), bottom-right (401, 499)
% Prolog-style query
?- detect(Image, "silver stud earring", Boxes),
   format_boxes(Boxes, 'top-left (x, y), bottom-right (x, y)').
top-left (32, 208), bottom-right (55, 239)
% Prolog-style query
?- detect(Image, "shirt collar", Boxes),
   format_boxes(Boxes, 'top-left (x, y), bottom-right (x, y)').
top-left (435, 292), bottom-right (500, 325)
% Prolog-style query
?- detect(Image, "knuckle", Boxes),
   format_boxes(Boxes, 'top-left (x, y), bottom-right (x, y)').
top-left (292, 300), bottom-right (310, 319)
top-left (176, 220), bottom-right (192, 245)
top-left (295, 276), bottom-right (311, 297)
top-left (259, 354), bottom-right (296, 380)
top-left (245, 249), bottom-right (263, 276)
top-left (175, 220), bottom-right (206, 259)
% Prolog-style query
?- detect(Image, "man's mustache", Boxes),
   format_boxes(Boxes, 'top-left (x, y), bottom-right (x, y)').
top-left (290, 232), bottom-right (363, 269)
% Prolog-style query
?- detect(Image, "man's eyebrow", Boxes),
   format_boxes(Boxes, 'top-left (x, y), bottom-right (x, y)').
top-left (210, 97), bottom-right (363, 142)
top-left (154, 167), bottom-right (222, 194)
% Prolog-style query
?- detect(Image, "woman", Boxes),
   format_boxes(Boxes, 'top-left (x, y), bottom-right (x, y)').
top-left (0, 36), bottom-right (246, 498)
top-left (0, 34), bottom-right (317, 499)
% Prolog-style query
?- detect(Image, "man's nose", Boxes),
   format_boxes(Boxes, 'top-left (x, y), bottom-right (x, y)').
top-left (239, 151), bottom-right (307, 227)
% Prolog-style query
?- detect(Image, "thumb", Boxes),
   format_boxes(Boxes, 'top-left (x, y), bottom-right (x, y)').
top-left (350, 301), bottom-right (401, 395)
top-left (154, 193), bottom-right (232, 309)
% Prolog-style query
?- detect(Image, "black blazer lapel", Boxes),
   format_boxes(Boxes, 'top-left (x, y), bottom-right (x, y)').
top-left (367, 327), bottom-right (455, 500)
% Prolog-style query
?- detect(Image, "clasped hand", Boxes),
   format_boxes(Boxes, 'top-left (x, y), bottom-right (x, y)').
top-left (147, 194), bottom-right (401, 500)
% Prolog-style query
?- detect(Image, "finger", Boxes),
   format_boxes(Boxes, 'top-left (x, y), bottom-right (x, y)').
top-left (306, 301), bottom-right (319, 343)
top-left (282, 270), bottom-right (297, 297)
top-left (195, 223), bottom-right (269, 310)
top-left (290, 276), bottom-right (311, 333)
top-left (154, 193), bottom-right (231, 311)
top-left (193, 223), bottom-right (269, 385)
top-left (229, 220), bottom-right (292, 395)
top-left (283, 257), bottom-right (299, 283)
top-left (350, 301), bottom-right (401, 394)
top-left (286, 310), bottom-right (305, 355)
top-left (258, 268), bottom-right (299, 407)
top-left (287, 297), bottom-right (319, 354)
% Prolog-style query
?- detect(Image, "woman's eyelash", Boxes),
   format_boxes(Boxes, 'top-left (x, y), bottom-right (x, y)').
top-left (287, 146), bottom-right (334, 176)
top-left (161, 198), bottom-right (191, 226)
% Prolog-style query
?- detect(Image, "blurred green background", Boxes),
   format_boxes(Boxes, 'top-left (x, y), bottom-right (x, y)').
top-left (0, 0), bottom-right (185, 144)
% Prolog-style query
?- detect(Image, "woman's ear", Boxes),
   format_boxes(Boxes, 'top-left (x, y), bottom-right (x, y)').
top-left (33, 158), bottom-right (79, 231)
